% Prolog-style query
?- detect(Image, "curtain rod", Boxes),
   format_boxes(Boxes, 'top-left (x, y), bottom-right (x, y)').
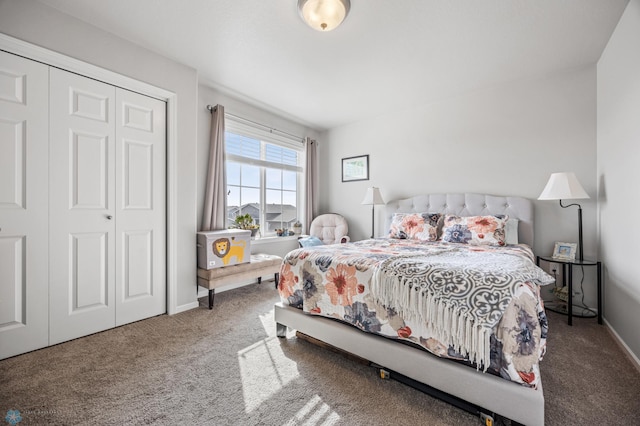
top-left (206, 104), bottom-right (304, 143)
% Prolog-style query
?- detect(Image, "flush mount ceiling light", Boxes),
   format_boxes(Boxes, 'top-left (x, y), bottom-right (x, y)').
top-left (298, 0), bottom-right (351, 31)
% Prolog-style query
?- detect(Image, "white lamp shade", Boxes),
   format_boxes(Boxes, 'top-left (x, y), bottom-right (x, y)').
top-left (361, 187), bottom-right (385, 205)
top-left (538, 172), bottom-right (590, 200)
top-left (298, 0), bottom-right (350, 31)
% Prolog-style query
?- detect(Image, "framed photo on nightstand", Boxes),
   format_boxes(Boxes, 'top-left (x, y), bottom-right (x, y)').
top-left (552, 242), bottom-right (577, 261)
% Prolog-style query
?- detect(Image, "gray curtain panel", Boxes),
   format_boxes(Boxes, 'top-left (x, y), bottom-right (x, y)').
top-left (201, 104), bottom-right (227, 231)
top-left (304, 137), bottom-right (317, 234)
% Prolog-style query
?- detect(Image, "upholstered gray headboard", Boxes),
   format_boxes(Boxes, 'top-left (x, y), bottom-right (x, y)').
top-left (384, 193), bottom-right (534, 247)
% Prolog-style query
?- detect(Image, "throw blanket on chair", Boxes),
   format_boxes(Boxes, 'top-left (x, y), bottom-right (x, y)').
top-left (370, 246), bottom-right (555, 370)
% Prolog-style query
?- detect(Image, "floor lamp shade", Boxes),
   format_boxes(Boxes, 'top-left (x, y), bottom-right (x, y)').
top-left (538, 172), bottom-right (589, 260)
top-left (361, 187), bottom-right (385, 239)
top-left (538, 172), bottom-right (589, 200)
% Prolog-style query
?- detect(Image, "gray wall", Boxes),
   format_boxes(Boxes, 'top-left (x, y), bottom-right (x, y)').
top-left (320, 66), bottom-right (599, 307)
top-left (597, 0), bottom-right (640, 361)
top-left (0, 0), bottom-right (198, 311)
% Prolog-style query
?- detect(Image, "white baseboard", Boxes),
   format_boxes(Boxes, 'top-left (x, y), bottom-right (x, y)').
top-left (604, 319), bottom-right (640, 373)
top-left (197, 287), bottom-right (209, 298)
top-left (194, 277), bottom-right (278, 305)
top-left (173, 301), bottom-right (199, 314)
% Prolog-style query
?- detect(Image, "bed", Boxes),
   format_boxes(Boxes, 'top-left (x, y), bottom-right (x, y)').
top-left (274, 193), bottom-right (553, 425)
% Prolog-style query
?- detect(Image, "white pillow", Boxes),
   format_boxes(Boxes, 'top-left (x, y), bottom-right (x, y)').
top-left (505, 218), bottom-right (519, 245)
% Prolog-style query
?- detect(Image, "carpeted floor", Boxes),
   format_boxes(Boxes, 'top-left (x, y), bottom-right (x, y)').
top-left (1, 281), bottom-right (639, 425)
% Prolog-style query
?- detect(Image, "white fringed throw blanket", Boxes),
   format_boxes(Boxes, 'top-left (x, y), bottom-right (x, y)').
top-left (370, 246), bottom-right (554, 370)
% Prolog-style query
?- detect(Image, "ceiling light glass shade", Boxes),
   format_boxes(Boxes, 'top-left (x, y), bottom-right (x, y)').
top-left (538, 172), bottom-right (589, 200)
top-left (361, 187), bottom-right (385, 205)
top-left (298, 0), bottom-right (351, 31)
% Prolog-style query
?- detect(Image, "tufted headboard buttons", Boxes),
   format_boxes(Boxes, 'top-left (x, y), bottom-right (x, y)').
top-left (383, 193), bottom-right (534, 247)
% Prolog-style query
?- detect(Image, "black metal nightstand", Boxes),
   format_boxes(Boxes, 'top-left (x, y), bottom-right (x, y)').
top-left (536, 255), bottom-right (602, 326)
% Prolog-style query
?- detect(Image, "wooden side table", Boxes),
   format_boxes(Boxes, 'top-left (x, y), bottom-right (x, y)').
top-left (536, 255), bottom-right (602, 326)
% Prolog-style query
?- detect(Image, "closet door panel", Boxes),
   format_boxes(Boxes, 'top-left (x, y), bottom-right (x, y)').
top-left (71, 232), bottom-right (109, 310)
top-left (0, 51), bottom-right (49, 360)
top-left (115, 88), bottom-right (166, 326)
top-left (49, 68), bottom-right (116, 345)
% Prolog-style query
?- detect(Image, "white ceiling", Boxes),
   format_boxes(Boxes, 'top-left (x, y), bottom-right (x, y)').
top-left (39, 0), bottom-right (628, 130)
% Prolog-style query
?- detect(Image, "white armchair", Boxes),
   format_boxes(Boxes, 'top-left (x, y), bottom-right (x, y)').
top-left (299, 213), bottom-right (350, 247)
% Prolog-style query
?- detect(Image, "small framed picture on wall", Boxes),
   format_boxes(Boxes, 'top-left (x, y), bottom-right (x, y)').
top-left (552, 242), bottom-right (577, 261)
top-left (342, 155), bottom-right (369, 182)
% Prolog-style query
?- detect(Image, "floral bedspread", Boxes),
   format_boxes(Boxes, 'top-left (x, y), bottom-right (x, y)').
top-left (277, 238), bottom-right (553, 388)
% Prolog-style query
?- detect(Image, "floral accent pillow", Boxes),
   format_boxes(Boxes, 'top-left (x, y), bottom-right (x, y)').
top-left (389, 213), bottom-right (442, 241)
top-left (441, 215), bottom-right (508, 246)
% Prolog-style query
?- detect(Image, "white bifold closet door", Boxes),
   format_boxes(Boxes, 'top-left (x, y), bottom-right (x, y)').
top-left (113, 86), bottom-right (166, 327)
top-left (49, 68), bottom-right (166, 345)
top-left (0, 52), bottom-right (49, 359)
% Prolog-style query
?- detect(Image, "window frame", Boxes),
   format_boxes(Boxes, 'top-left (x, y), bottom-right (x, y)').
top-left (225, 117), bottom-right (305, 238)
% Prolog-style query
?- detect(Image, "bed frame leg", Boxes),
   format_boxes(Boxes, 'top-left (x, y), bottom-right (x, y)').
top-left (482, 413), bottom-right (524, 426)
top-left (375, 365), bottom-right (525, 426)
top-left (276, 322), bottom-right (287, 338)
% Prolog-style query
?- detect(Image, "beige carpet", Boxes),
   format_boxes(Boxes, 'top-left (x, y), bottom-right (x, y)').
top-left (1, 281), bottom-right (639, 425)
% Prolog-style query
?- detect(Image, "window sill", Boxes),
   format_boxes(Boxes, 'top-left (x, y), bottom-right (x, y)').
top-left (252, 235), bottom-right (299, 246)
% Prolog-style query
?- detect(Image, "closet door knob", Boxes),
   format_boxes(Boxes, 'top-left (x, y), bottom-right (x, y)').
top-left (106, 215), bottom-right (113, 220)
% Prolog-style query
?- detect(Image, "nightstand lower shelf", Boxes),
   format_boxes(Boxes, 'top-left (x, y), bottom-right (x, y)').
top-left (536, 255), bottom-right (603, 326)
top-left (544, 301), bottom-right (597, 319)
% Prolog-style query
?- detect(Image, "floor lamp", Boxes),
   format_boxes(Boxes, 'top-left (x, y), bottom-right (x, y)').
top-left (538, 172), bottom-right (590, 260)
top-left (361, 187), bottom-right (385, 239)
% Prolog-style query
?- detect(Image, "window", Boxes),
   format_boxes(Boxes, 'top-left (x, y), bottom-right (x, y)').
top-left (225, 119), bottom-right (304, 237)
